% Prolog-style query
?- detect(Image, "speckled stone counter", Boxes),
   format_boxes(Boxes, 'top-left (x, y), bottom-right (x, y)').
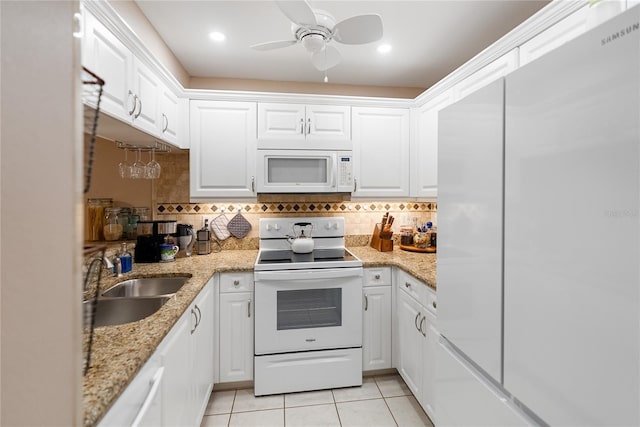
top-left (83, 245), bottom-right (436, 426)
top-left (83, 250), bottom-right (256, 427)
top-left (348, 246), bottom-right (437, 290)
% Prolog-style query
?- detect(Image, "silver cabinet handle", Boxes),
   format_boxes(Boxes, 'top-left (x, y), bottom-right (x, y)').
top-left (162, 113), bottom-right (168, 133)
top-left (300, 117), bottom-right (304, 134)
top-left (247, 300), bottom-right (252, 318)
top-left (374, 274), bottom-right (381, 280)
top-left (127, 91), bottom-right (136, 116)
top-left (195, 304), bottom-right (202, 328)
top-left (190, 308), bottom-right (198, 334)
top-left (233, 279), bottom-right (240, 287)
top-left (134, 96), bottom-right (142, 118)
top-left (251, 176), bottom-right (255, 193)
top-left (419, 316), bottom-right (426, 337)
top-left (353, 177), bottom-right (357, 192)
top-left (414, 312), bottom-right (421, 332)
top-left (307, 117), bottom-right (311, 135)
top-left (364, 294), bottom-right (369, 311)
top-left (131, 367), bottom-right (164, 427)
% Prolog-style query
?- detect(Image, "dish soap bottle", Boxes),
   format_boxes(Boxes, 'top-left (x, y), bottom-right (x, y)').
top-left (117, 242), bottom-right (133, 273)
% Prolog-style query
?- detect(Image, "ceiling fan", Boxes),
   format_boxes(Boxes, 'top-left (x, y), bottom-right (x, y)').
top-left (251, 0), bottom-right (384, 72)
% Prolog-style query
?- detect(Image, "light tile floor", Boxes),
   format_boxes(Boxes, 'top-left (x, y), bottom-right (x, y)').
top-left (200, 374), bottom-right (434, 427)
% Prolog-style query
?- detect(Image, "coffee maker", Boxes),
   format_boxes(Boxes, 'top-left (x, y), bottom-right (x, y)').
top-left (135, 220), bottom-right (177, 263)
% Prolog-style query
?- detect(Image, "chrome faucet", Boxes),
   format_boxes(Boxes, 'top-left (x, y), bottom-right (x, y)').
top-left (102, 256), bottom-right (123, 278)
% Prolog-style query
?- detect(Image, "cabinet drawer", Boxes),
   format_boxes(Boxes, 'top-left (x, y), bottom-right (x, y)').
top-left (220, 272), bottom-right (254, 293)
top-left (396, 268), bottom-right (427, 307)
top-left (364, 267), bottom-right (392, 287)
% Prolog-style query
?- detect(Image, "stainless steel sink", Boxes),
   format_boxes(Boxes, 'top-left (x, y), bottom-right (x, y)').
top-left (101, 275), bottom-right (191, 298)
top-left (84, 296), bottom-right (170, 327)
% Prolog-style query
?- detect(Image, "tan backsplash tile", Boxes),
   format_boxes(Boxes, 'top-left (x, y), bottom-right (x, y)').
top-left (152, 149), bottom-right (436, 245)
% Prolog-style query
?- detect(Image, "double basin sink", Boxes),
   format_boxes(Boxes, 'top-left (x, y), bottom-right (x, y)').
top-left (85, 275), bottom-right (191, 327)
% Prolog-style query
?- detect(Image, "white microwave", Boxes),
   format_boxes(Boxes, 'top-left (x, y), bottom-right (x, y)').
top-left (256, 149), bottom-right (354, 193)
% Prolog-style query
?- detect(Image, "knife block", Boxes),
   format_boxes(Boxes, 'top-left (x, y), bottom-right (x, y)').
top-left (370, 223), bottom-right (394, 252)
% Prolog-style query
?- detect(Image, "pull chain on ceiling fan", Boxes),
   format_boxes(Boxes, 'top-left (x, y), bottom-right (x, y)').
top-left (251, 0), bottom-right (384, 77)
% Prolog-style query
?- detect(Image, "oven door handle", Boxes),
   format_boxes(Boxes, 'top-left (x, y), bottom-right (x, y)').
top-left (255, 268), bottom-right (362, 282)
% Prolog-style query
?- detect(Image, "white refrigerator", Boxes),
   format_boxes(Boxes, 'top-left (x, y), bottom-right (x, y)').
top-left (437, 6), bottom-right (639, 426)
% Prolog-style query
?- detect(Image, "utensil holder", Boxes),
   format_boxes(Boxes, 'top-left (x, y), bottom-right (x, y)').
top-left (370, 223), bottom-right (394, 252)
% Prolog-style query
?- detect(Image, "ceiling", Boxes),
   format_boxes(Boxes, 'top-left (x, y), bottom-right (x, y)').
top-left (134, 0), bottom-right (550, 91)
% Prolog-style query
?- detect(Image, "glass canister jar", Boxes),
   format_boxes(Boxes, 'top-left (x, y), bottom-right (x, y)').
top-left (103, 208), bottom-right (123, 241)
top-left (86, 198), bottom-right (112, 241)
top-left (118, 208), bottom-right (132, 239)
top-left (133, 207), bottom-right (150, 221)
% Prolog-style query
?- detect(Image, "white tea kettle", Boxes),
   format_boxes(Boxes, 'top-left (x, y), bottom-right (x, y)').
top-left (287, 222), bottom-right (314, 254)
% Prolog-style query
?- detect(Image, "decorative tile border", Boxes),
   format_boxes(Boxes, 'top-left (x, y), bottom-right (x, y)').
top-left (155, 201), bottom-right (437, 215)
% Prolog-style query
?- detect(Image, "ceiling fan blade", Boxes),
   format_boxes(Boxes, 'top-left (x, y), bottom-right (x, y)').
top-left (333, 14), bottom-right (383, 45)
top-left (275, 0), bottom-right (317, 27)
top-left (251, 40), bottom-right (298, 51)
top-left (311, 45), bottom-right (341, 71)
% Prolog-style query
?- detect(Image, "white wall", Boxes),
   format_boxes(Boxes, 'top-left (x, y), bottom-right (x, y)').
top-left (0, 1), bottom-right (83, 425)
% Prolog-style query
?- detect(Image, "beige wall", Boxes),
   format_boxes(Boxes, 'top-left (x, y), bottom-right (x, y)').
top-left (189, 77), bottom-right (425, 99)
top-left (1, 1), bottom-right (83, 425)
top-left (108, 0), bottom-right (190, 87)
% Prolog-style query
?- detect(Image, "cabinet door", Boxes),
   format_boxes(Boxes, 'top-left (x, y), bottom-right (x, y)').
top-left (190, 100), bottom-right (257, 198)
top-left (192, 281), bottom-right (214, 424)
top-left (453, 49), bottom-right (518, 101)
top-left (161, 315), bottom-right (191, 427)
top-left (420, 311), bottom-right (437, 420)
top-left (352, 107), bottom-right (410, 197)
top-left (410, 90), bottom-right (454, 198)
top-left (362, 285), bottom-right (392, 371)
top-left (219, 291), bottom-right (254, 382)
top-left (159, 85), bottom-right (180, 146)
top-left (82, 10), bottom-right (133, 123)
top-left (519, 6), bottom-right (589, 67)
top-left (131, 57), bottom-right (161, 135)
top-left (257, 103), bottom-right (305, 144)
top-left (305, 104), bottom-right (351, 147)
top-left (395, 287), bottom-right (424, 399)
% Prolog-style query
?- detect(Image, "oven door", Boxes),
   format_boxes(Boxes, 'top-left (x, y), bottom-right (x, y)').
top-left (254, 267), bottom-right (363, 355)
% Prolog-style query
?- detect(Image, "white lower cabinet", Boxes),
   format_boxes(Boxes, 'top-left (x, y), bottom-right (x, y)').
top-left (393, 268), bottom-right (437, 422)
top-left (362, 268), bottom-right (392, 371)
top-left (98, 279), bottom-right (214, 427)
top-left (161, 279), bottom-right (214, 427)
top-left (218, 272), bottom-right (255, 382)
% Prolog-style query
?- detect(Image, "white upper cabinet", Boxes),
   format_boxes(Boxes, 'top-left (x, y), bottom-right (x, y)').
top-left (258, 103), bottom-right (351, 149)
top-left (520, 6), bottom-right (589, 67)
top-left (82, 9), bottom-right (187, 148)
top-left (83, 10), bottom-right (133, 124)
top-left (410, 90), bottom-right (455, 199)
top-left (190, 100), bottom-right (257, 199)
top-left (453, 49), bottom-right (519, 101)
top-left (352, 107), bottom-right (410, 198)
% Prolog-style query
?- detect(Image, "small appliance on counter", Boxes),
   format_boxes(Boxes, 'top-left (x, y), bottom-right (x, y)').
top-left (176, 224), bottom-right (196, 257)
top-left (134, 220), bottom-right (177, 263)
top-left (196, 219), bottom-right (211, 255)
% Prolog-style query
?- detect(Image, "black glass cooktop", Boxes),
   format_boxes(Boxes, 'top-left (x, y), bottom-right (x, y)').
top-left (257, 248), bottom-right (356, 265)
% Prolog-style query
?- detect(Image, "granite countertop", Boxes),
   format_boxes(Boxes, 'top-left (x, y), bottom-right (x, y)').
top-left (83, 245), bottom-right (436, 426)
top-left (349, 246), bottom-right (437, 290)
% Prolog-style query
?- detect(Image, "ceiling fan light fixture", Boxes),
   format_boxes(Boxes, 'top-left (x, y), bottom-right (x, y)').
top-left (301, 33), bottom-right (326, 52)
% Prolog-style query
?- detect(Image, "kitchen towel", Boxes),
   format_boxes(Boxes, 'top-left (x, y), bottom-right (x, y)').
top-left (227, 211), bottom-right (252, 238)
top-left (210, 214), bottom-right (231, 240)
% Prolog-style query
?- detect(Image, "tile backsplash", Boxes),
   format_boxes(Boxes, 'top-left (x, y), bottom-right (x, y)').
top-left (151, 150), bottom-right (436, 245)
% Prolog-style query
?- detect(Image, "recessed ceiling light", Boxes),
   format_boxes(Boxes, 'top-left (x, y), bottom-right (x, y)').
top-left (209, 31), bottom-right (226, 42)
top-left (377, 44), bottom-right (392, 54)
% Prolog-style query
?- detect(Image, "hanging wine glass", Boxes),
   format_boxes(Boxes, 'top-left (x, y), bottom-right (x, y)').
top-left (145, 148), bottom-right (161, 179)
top-left (131, 148), bottom-right (146, 179)
top-left (118, 148), bottom-right (132, 178)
